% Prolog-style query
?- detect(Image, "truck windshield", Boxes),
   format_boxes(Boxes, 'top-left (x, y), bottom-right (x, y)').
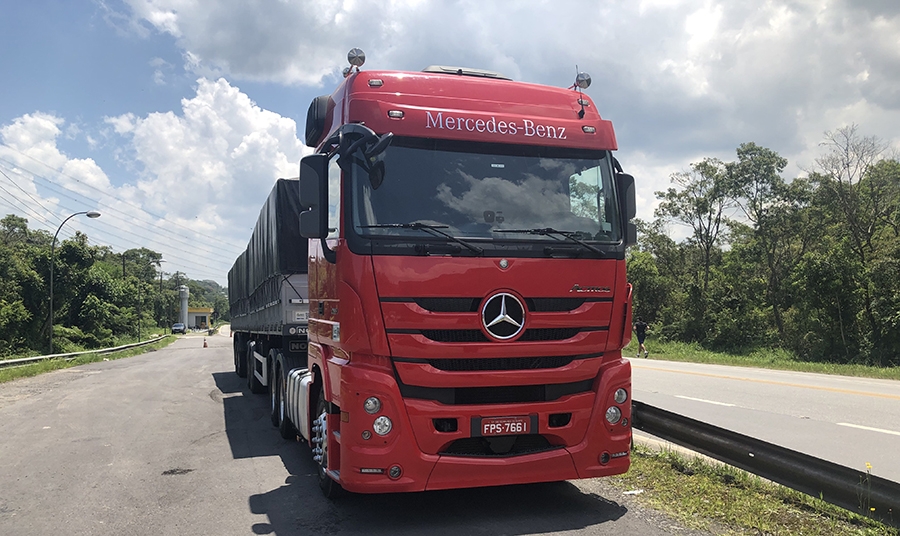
top-left (350, 137), bottom-right (621, 246)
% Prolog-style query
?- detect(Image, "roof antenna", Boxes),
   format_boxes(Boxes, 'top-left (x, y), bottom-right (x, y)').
top-left (572, 65), bottom-right (591, 119)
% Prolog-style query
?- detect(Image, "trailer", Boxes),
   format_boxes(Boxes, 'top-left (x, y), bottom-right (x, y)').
top-left (228, 178), bottom-right (309, 429)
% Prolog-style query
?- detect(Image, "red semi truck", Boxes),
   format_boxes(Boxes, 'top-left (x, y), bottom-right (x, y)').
top-left (232, 49), bottom-right (637, 497)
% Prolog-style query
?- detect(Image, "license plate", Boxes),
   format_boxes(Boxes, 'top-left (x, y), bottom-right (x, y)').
top-left (479, 416), bottom-right (531, 436)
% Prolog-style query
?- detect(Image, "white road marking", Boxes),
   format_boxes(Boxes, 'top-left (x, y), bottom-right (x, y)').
top-left (674, 395), bottom-right (735, 407)
top-left (836, 423), bottom-right (900, 437)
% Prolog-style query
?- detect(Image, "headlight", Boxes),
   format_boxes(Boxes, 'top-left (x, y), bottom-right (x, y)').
top-left (363, 397), bottom-right (382, 414)
top-left (614, 388), bottom-right (628, 404)
top-left (373, 416), bottom-right (393, 436)
top-left (605, 406), bottom-right (622, 424)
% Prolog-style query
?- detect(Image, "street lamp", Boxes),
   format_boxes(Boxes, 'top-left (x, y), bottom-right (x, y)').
top-left (49, 210), bottom-right (101, 354)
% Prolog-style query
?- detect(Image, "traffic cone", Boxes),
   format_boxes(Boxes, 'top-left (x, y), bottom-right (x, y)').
top-left (203, 338), bottom-right (208, 348)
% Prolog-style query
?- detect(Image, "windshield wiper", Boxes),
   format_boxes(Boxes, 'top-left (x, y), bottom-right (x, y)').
top-left (492, 227), bottom-right (604, 256)
top-left (361, 223), bottom-right (484, 255)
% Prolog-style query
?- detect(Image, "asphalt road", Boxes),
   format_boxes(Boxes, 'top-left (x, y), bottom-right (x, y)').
top-left (0, 334), bottom-right (704, 536)
top-left (631, 358), bottom-right (900, 482)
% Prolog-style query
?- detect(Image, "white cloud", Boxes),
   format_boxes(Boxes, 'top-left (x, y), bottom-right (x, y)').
top-left (5, 0), bottom-right (896, 276)
top-left (1, 79), bottom-right (309, 282)
top-left (108, 76), bottom-right (309, 244)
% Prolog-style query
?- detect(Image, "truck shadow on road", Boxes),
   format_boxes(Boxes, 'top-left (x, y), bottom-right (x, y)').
top-left (213, 372), bottom-right (628, 535)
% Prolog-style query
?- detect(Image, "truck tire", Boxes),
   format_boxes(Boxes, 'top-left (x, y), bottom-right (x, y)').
top-left (234, 334), bottom-right (247, 378)
top-left (277, 360), bottom-right (297, 439)
top-left (313, 389), bottom-right (343, 498)
top-left (269, 349), bottom-right (282, 427)
top-left (247, 342), bottom-right (265, 394)
top-left (278, 355), bottom-right (304, 440)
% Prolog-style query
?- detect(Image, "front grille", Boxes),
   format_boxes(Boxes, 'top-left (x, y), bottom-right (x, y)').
top-left (427, 355), bottom-right (576, 371)
top-left (441, 435), bottom-right (558, 457)
top-left (399, 379), bottom-right (593, 405)
top-left (420, 328), bottom-right (582, 343)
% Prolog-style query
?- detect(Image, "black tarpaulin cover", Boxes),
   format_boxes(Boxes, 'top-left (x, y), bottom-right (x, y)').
top-left (228, 178), bottom-right (307, 306)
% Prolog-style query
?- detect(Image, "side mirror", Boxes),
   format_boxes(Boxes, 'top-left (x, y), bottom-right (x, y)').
top-left (299, 154), bottom-right (328, 239)
top-left (616, 172), bottom-right (637, 246)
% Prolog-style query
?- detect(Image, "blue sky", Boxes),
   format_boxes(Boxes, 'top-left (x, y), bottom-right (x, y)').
top-left (2, 0), bottom-right (899, 284)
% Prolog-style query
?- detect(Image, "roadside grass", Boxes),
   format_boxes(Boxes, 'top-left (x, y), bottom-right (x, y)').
top-left (610, 444), bottom-right (897, 535)
top-left (627, 338), bottom-right (900, 381)
top-left (0, 336), bottom-right (176, 384)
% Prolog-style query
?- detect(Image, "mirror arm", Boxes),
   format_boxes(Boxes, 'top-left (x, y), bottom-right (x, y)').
top-left (320, 237), bottom-right (336, 263)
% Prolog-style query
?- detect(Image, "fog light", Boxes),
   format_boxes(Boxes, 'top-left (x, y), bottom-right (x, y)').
top-left (599, 452), bottom-right (610, 465)
top-left (364, 397), bottom-right (381, 414)
top-left (605, 406), bottom-right (622, 424)
top-left (362, 430), bottom-right (372, 440)
top-left (614, 388), bottom-right (628, 404)
top-left (388, 465), bottom-right (402, 479)
top-left (373, 416), bottom-right (393, 436)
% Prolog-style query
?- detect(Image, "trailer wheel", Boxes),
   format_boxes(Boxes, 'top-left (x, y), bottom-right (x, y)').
top-left (313, 389), bottom-right (343, 498)
top-left (247, 342), bottom-right (265, 394)
top-left (234, 334), bottom-right (247, 378)
top-left (269, 350), bottom-right (282, 427)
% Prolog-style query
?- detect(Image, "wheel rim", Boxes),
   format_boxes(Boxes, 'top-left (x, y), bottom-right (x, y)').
top-left (279, 377), bottom-right (287, 423)
top-left (270, 369), bottom-right (277, 413)
top-left (312, 409), bottom-right (328, 476)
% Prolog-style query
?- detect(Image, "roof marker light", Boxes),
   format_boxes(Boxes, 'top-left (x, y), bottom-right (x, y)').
top-left (387, 110), bottom-right (404, 119)
top-left (582, 126), bottom-right (596, 134)
top-left (578, 98), bottom-right (591, 106)
top-left (368, 79), bottom-right (384, 87)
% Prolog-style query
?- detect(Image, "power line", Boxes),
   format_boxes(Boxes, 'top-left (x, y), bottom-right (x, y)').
top-left (0, 166), bottom-right (65, 227)
top-left (0, 158), bottom-right (241, 264)
top-left (0, 144), bottom-right (247, 252)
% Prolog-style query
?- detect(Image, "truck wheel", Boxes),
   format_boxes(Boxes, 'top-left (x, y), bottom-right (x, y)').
top-left (278, 365), bottom-right (297, 440)
top-left (234, 335), bottom-right (247, 378)
top-left (247, 342), bottom-right (265, 394)
top-left (269, 350), bottom-right (282, 427)
top-left (313, 389), bottom-right (343, 498)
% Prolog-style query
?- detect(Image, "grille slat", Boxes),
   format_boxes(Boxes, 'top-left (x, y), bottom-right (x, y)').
top-left (399, 379), bottom-right (593, 405)
top-left (420, 328), bottom-right (582, 343)
top-left (414, 298), bottom-right (480, 312)
top-left (397, 297), bottom-right (599, 313)
top-left (441, 435), bottom-right (558, 457)
top-left (527, 298), bottom-right (586, 312)
top-left (427, 355), bottom-right (575, 371)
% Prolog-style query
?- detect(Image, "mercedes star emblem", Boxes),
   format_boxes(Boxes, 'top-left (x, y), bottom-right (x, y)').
top-left (482, 292), bottom-right (525, 340)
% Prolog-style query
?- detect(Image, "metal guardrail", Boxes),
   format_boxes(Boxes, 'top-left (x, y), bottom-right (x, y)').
top-left (632, 400), bottom-right (900, 528)
top-left (0, 335), bottom-right (169, 370)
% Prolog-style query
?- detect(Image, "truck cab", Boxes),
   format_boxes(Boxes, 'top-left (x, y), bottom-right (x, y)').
top-left (287, 50), bottom-right (636, 495)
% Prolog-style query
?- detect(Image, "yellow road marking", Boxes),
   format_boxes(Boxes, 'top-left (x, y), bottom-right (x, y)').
top-left (632, 363), bottom-right (900, 401)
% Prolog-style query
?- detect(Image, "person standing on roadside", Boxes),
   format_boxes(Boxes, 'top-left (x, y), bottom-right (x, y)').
top-left (634, 317), bottom-right (649, 358)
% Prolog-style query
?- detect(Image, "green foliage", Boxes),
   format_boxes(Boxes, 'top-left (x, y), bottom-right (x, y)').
top-left (0, 217), bottom-right (225, 357)
top-left (633, 130), bottom-right (900, 366)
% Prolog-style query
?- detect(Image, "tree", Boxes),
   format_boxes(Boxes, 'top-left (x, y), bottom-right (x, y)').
top-left (655, 158), bottom-right (732, 295)
top-left (810, 126), bottom-right (897, 364)
top-left (726, 143), bottom-right (812, 338)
